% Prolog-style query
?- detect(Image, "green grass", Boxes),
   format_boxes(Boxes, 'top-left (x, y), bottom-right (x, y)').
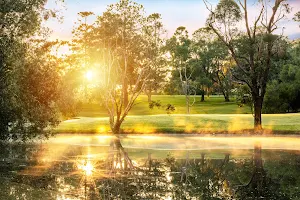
top-left (78, 95), bottom-right (251, 117)
top-left (56, 113), bottom-right (300, 134)
top-left (56, 95), bottom-right (300, 134)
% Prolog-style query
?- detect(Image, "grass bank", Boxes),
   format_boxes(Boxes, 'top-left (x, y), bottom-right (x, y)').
top-left (56, 113), bottom-right (300, 134)
top-left (78, 95), bottom-right (251, 117)
top-left (56, 95), bottom-right (299, 134)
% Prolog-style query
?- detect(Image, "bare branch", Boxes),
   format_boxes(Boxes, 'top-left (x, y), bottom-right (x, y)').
top-left (267, 0), bottom-right (285, 33)
top-left (240, 0), bottom-right (252, 39)
top-left (253, 5), bottom-right (264, 39)
top-left (232, 73), bottom-right (252, 90)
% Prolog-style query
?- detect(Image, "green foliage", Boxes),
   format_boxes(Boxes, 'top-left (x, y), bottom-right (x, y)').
top-left (264, 65), bottom-right (300, 113)
top-left (207, 0), bottom-right (241, 28)
top-left (294, 11), bottom-right (300, 24)
top-left (149, 100), bottom-right (162, 109)
top-left (0, 0), bottom-right (62, 140)
top-left (165, 27), bottom-right (216, 98)
top-left (148, 100), bottom-right (175, 114)
top-left (56, 68), bottom-right (82, 118)
top-left (0, 0), bottom-right (50, 38)
top-left (0, 38), bottom-right (62, 140)
top-left (143, 13), bottom-right (168, 97)
top-left (263, 33), bottom-right (278, 43)
top-left (165, 27), bottom-right (198, 113)
top-left (215, 0), bottom-right (242, 22)
top-left (264, 41), bottom-right (300, 113)
top-left (206, 0), bottom-right (289, 129)
top-left (165, 104), bottom-right (176, 114)
top-left (69, 0), bottom-right (171, 134)
top-left (192, 28), bottom-right (232, 101)
top-left (164, 79), bottom-right (182, 95)
top-left (235, 84), bottom-right (252, 108)
top-left (0, 38), bottom-right (24, 139)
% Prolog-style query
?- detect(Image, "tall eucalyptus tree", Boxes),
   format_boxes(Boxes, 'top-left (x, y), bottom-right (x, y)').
top-left (166, 27), bottom-right (196, 114)
top-left (204, 0), bottom-right (290, 130)
top-left (71, 0), bottom-right (165, 136)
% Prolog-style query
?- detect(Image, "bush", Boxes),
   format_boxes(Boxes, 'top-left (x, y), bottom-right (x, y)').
top-left (263, 80), bottom-right (300, 113)
top-left (235, 84), bottom-right (252, 107)
top-left (263, 64), bottom-right (300, 113)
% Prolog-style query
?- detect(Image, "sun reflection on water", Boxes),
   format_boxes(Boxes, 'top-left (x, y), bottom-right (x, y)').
top-left (77, 160), bottom-right (94, 176)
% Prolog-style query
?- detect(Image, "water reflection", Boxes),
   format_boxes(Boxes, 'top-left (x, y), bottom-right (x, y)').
top-left (78, 159), bottom-right (94, 176)
top-left (0, 136), bottom-right (300, 199)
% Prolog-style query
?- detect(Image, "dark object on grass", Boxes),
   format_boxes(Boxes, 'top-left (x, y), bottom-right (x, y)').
top-left (149, 100), bottom-right (162, 109)
top-left (165, 104), bottom-right (175, 114)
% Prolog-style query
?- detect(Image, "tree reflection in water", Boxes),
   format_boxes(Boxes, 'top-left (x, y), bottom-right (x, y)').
top-left (0, 138), bottom-right (300, 199)
top-left (235, 143), bottom-right (289, 200)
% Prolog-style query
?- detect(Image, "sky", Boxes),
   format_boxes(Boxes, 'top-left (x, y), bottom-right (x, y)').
top-left (45, 0), bottom-right (300, 41)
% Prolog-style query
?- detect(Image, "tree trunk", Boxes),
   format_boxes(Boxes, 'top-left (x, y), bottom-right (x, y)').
top-left (201, 153), bottom-right (205, 165)
top-left (123, 78), bottom-right (128, 108)
top-left (207, 88), bottom-right (210, 97)
top-left (219, 82), bottom-right (230, 102)
top-left (253, 143), bottom-right (262, 169)
top-left (113, 121), bottom-right (122, 135)
top-left (109, 136), bottom-right (134, 170)
top-left (201, 93), bottom-right (205, 102)
top-left (112, 136), bottom-right (123, 149)
top-left (251, 143), bottom-right (266, 197)
top-left (253, 96), bottom-right (263, 131)
top-left (224, 91), bottom-right (230, 102)
top-left (147, 91), bottom-right (152, 103)
top-left (186, 94), bottom-right (190, 114)
top-left (224, 95), bottom-right (230, 102)
top-left (221, 90), bottom-right (230, 102)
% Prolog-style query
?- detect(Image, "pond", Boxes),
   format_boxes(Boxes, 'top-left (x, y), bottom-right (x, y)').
top-left (1, 134), bottom-right (300, 199)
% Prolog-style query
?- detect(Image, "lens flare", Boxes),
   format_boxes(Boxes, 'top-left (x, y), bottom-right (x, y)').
top-left (78, 160), bottom-right (94, 176)
top-left (85, 70), bottom-right (93, 81)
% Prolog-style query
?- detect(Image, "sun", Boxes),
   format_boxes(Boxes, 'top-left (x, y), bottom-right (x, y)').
top-left (85, 70), bottom-right (93, 81)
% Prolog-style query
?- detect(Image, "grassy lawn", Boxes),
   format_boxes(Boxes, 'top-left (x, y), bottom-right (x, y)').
top-left (56, 95), bottom-right (300, 134)
top-left (78, 95), bottom-right (251, 117)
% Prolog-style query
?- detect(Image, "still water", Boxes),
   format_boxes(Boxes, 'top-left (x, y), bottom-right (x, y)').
top-left (0, 134), bottom-right (300, 200)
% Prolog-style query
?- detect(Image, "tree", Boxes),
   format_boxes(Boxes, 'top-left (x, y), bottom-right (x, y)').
top-left (0, 0), bottom-right (56, 39)
top-left (263, 41), bottom-right (300, 113)
top-left (236, 143), bottom-right (289, 200)
top-left (99, 0), bottom-right (146, 108)
top-left (71, 11), bottom-right (95, 76)
top-left (205, 0), bottom-right (290, 130)
top-left (192, 28), bottom-right (232, 102)
top-left (0, 0), bottom-right (62, 140)
top-left (56, 53), bottom-right (83, 118)
top-left (294, 11), bottom-right (300, 24)
top-left (143, 13), bottom-right (167, 103)
top-left (17, 41), bottom-right (61, 139)
top-left (72, 0), bottom-right (159, 137)
top-left (165, 27), bottom-right (196, 114)
top-left (68, 11), bottom-right (96, 106)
